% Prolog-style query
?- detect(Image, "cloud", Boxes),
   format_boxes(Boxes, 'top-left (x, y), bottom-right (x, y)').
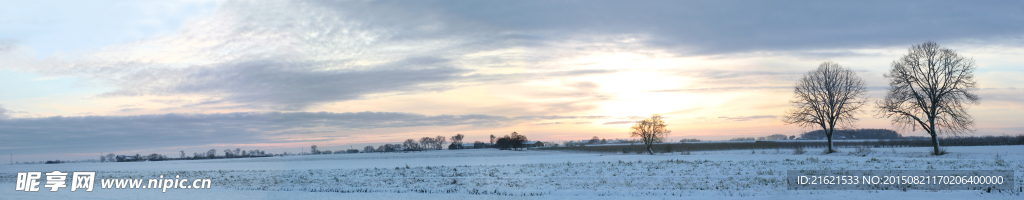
top-left (101, 58), bottom-right (468, 110)
top-left (118, 108), bottom-right (144, 112)
top-left (0, 112), bottom-right (503, 154)
top-left (603, 121), bottom-right (636, 125)
top-left (0, 112), bottom-right (611, 155)
top-left (0, 40), bottom-right (14, 53)
top-left (651, 86), bottom-right (792, 93)
top-left (717, 115), bottom-right (777, 121)
top-left (513, 115), bottom-right (609, 120)
top-left (0, 105), bottom-right (10, 119)
top-left (8, 1), bottom-right (1017, 112)
top-left (370, 0), bottom-right (1023, 54)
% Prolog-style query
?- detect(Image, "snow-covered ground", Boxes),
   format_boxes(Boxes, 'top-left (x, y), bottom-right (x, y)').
top-left (2, 145), bottom-right (1021, 199)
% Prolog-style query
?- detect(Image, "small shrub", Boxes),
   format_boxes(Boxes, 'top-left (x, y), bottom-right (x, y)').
top-left (793, 146), bottom-right (806, 155)
top-left (850, 146), bottom-right (872, 157)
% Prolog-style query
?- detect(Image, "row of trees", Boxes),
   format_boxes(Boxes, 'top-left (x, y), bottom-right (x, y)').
top-left (784, 42), bottom-right (979, 155)
top-left (307, 133), bottom-right (492, 154)
top-left (494, 132), bottom-right (529, 150)
top-left (311, 145), bottom-right (363, 154)
top-left (402, 135), bottom-right (448, 150)
top-left (363, 144), bottom-right (402, 153)
top-left (799, 129), bottom-right (902, 140)
top-left (101, 148), bottom-right (270, 163)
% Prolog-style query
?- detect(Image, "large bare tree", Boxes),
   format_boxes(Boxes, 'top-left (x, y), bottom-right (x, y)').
top-left (876, 42), bottom-right (979, 155)
top-left (630, 114), bottom-right (670, 155)
top-left (783, 61), bottom-right (866, 153)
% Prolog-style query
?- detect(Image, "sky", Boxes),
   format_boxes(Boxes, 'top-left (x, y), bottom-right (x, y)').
top-left (1, 0), bottom-right (1022, 161)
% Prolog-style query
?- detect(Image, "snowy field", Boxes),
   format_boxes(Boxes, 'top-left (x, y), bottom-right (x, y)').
top-left (2, 145), bottom-right (1021, 199)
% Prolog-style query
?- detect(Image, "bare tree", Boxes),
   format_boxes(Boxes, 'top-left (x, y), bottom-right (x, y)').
top-left (420, 137), bottom-right (434, 150)
top-left (363, 145), bottom-right (375, 153)
top-left (310, 145), bottom-right (319, 154)
top-left (403, 139), bottom-right (419, 150)
top-left (434, 135), bottom-right (447, 150)
top-left (630, 114), bottom-right (670, 154)
top-left (509, 132), bottom-right (527, 150)
top-left (450, 134), bottom-right (465, 149)
top-left (876, 42), bottom-right (979, 155)
top-left (489, 134), bottom-right (496, 145)
top-left (783, 61), bottom-right (867, 153)
top-left (180, 150), bottom-right (186, 159)
top-left (207, 149), bottom-right (217, 158)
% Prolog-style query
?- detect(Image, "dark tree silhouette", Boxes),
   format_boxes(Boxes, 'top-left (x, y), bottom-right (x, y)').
top-left (783, 61), bottom-right (867, 153)
top-left (510, 132), bottom-right (527, 150)
top-left (434, 135), bottom-right (447, 150)
top-left (207, 149), bottom-right (217, 158)
top-left (449, 134), bottom-right (465, 149)
top-left (495, 136), bottom-right (512, 150)
top-left (403, 139), bottom-right (420, 150)
top-left (473, 141), bottom-right (487, 149)
top-left (630, 114), bottom-right (670, 154)
top-left (876, 42), bottom-right (979, 155)
top-left (419, 137), bottom-right (434, 150)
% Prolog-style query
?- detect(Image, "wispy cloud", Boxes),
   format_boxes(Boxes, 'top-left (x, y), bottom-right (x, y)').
top-left (0, 112), bottom-right (612, 154)
top-left (0, 105), bottom-right (10, 119)
top-left (651, 86), bottom-right (792, 93)
top-left (717, 115), bottom-right (777, 121)
top-left (602, 121), bottom-right (636, 125)
top-left (100, 58), bottom-right (469, 110)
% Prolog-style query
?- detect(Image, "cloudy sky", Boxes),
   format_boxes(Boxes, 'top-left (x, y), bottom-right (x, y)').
top-left (1, 0), bottom-right (1022, 161)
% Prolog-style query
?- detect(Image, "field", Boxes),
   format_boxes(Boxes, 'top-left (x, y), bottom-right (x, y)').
top-left (2, 145), bottom-right (1022, 199)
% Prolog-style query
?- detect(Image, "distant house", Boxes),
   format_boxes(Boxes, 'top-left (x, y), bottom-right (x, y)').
top-left (461, 143), bottom-right (475, 149)
top-left (532, 141), bottom-right (545, 147)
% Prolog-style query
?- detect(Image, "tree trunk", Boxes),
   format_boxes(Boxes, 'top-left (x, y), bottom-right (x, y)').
top-left (825, 127), bottom-right (834, 153)
top-left (826, 134), bottom-right (834, 153)
top-left (929, 117), bottom-right (942, 155)
top-left (646, 142), bottom-right (654, 155)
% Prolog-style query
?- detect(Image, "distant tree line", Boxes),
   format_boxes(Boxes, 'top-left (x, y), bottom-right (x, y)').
top-left (799, 129), bottom-right (902, 140)
top-left (491, 132), bottom-right (528, 150)
top-left (546, 135), bottom-right (1024, 153)
top-left (98, 148), bottom-right (271, 163)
